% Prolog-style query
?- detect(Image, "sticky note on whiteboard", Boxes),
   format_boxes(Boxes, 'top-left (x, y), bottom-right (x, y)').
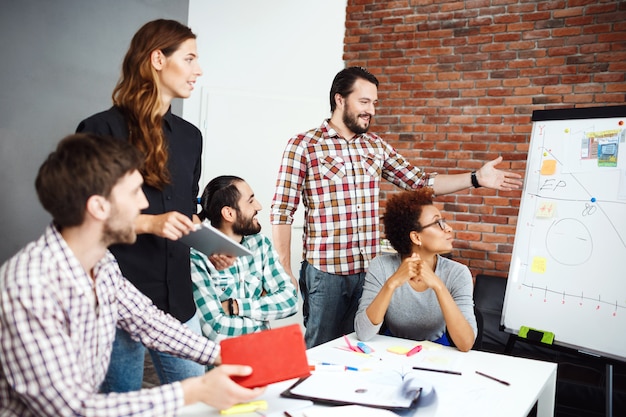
top-left (535, 202), bottom-right (556, 218)
top-left (540, 159), bottom-right (557, 175)
top-left (531, 257), bottom-right (547, 274)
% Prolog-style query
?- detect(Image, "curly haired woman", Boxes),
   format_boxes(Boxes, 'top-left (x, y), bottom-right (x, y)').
top-left (354, 188), bottom-right (477, 351)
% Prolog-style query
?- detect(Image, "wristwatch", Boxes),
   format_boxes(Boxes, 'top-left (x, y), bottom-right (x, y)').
top-left (471, 171), bottom-right (481, 188)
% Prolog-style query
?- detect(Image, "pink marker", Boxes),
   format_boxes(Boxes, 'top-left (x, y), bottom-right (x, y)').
top-left (343, 335), bottom-right (359, 352)
top-left (406, 344), bottom-right (422, 357)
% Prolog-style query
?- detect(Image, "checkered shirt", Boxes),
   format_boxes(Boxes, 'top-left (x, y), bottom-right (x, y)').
top-left (270, 119), bottom-right (430, 275)
top-left (0, 224), bottom-right (219, 417)
top-left (191, 233), bottom-right (298, 342)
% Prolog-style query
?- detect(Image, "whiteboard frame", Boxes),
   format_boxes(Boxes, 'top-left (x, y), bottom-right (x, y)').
top-left (501, 105), bottom-right (626, 362)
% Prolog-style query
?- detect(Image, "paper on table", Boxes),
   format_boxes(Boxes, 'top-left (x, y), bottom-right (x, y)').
top-left (303, 405), bottom-right (399, 417)
top-left (283, 370), bottom-right (421, 410)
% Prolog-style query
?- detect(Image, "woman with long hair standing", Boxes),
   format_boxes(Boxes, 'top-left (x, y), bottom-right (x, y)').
top-left (77, 19), bottom-right (206, 392)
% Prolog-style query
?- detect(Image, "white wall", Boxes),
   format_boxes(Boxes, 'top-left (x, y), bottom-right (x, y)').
top-left (185, 1), bottom-right (346, 328)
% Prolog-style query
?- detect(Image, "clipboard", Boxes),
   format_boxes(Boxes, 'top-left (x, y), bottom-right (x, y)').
top-left (220, 324), bottom-right (311, 388)
top-left (180, 222), bottom-right (253, 257)
top-left (281, 371), bottom-right (422, 411)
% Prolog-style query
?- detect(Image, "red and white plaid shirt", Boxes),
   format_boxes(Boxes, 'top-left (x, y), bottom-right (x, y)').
top-left (270, 120), bottom-right (432, 275)
top-left (0, 225), bottom-right (219, 417)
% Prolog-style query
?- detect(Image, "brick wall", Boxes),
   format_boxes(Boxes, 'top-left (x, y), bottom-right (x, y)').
top-left (344, 0), bottom-right (626, 278)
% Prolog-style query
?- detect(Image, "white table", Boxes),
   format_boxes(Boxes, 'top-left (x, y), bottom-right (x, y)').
top-left (177, 333), bottom-right (557, 417)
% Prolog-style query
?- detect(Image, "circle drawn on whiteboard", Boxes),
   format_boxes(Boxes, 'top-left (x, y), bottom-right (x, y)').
top-left (546, 219), bottom-right (593, 265)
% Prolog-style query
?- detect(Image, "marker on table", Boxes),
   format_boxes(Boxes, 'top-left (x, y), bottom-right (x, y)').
top-left (343, 335), bottom-right (359, 352)
top-left (406, 344), bottom-right (422, 357)
top-left (356, 341), bottom-right (373, 354)
top-left (412, 366), bottom-right (462, 375)
top-left (475, 370), bottom-right (510, 386)
top-left (312, 363), bottom-right (369, 371)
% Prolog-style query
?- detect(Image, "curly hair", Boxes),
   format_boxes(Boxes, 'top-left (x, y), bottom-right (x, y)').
top-left (112, 19), bottom-right (196, 189)
top-left (382, 188), bottom-right (436, 256)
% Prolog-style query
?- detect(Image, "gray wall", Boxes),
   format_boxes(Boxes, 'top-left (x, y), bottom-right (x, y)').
top-left (0, 0), bottom-right (189, 262)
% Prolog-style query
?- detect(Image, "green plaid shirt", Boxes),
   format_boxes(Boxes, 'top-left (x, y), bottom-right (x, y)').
top-left (191, 233), bottom-right (298, 342)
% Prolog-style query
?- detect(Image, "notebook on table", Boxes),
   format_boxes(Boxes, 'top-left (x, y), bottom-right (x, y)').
top-left (220, 324), bottom-right (310, 388)
top-left (281, 369), bottom-right (423, 411)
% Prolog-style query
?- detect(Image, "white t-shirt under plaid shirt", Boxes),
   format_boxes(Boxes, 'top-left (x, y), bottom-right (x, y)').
top-left (0, 225), bottom-right (219, 417)
top-left (270, 119), bottom-right (432, 275)
top-left (191, 233), bottom-right (298, 342)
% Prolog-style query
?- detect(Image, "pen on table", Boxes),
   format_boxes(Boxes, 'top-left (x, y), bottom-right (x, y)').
top-left (412, 366), bottom-right (462, 375)
top-left (343, 334), bottom-right (358, 351)
top-left (284, 412), bottom-right (294, 417)
top-left (475, 370), bottom-right (510, 386)
top-left (311, 363), bottom-right (369, 371)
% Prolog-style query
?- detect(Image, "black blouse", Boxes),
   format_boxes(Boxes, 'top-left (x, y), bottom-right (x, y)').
top-left (77, 106), bottom-right (202, 322)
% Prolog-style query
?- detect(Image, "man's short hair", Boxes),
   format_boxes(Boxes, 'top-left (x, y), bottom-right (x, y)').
top-left (198, 175), bottom-right (244, 228)
top-left (35, 133), bottom-right (143, 227)
top-left (329, 66), bottom-right (379, 112)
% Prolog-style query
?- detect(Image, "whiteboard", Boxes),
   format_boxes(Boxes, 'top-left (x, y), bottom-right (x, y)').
top-left (502, 105), bottom-right (626, 361)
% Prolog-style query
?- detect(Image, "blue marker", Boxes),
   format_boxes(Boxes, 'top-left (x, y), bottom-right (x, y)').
top-left (356, 342), bottom-right (373, 354)
top-left (591, 197), bottom-right (596, 203)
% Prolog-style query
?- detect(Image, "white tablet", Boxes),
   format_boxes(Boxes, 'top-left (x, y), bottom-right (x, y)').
top-left (180, 223), bottom-right (253, 257)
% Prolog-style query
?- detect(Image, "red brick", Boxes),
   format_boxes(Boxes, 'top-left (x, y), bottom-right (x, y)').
top-left (346, 0), bottom-right (623, 277)
top-left (553, 7), bottom-right (584, 18)
top-left (587, 3), bottom-right (619, 14)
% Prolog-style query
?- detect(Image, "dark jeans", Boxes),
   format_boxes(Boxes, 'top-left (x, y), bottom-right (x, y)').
top-left (100, 314), bottom-right (205, 392)
top-left (299, 261), bottom-right (365, 349)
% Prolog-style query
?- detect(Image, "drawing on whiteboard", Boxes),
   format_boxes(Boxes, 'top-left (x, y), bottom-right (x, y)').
top-left (545, 218), bottom-right (593, 266)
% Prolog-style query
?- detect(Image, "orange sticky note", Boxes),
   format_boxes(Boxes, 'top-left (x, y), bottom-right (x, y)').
top-left (540, 160), bottom-right (557, 175)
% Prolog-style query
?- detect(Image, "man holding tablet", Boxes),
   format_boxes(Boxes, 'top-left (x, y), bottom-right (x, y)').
top-left (191, 176), bottom-right (298, 342)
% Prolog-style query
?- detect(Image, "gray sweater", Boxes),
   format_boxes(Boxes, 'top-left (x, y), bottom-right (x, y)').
top-left (355, 253), bottom-right (477, 343)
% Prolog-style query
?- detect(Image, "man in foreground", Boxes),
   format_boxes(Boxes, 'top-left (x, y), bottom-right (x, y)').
top-left (0, 134), bottom-right (263, 416)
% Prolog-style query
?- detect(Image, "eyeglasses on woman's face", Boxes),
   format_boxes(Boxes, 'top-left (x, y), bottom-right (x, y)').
top-left (420, 218), bottom-right (447, 231)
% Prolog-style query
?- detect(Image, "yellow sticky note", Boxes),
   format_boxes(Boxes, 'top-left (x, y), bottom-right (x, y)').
top-left (540, 160), bottom-right (557, 175)
top-left (220, 400), bottom-right (268, 415)
top-left (531, 257), bottom-right (547, 274)
top-left (387, 346), bottom-right (410, 355)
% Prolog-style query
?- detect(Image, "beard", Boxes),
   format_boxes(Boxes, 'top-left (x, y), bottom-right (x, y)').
top-left (342, 102), bottom-right (372, 135)
top-left (232, 210), bottom-right (262, 236)
top-left (102, 207), bottom-right (137, 247)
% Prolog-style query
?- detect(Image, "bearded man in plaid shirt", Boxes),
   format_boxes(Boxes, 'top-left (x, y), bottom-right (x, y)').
top-left (270, 67), bottom-right (522, 348)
